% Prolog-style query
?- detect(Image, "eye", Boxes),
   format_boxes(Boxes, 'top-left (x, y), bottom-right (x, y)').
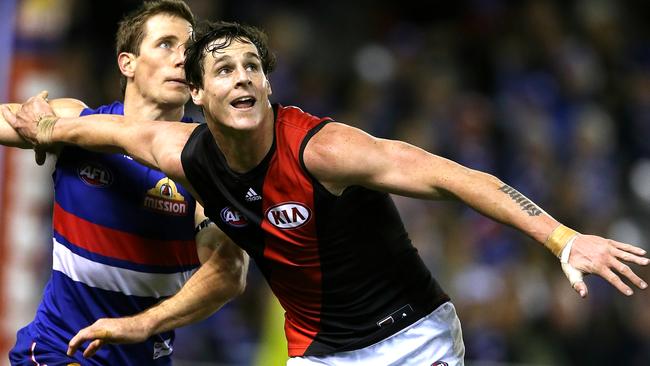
top-left (218, 67), bottom-right (232, 75)
top-left (159, 41), bottom-right (171, 49)
top-left (245, 63), bottom-right (258, 71)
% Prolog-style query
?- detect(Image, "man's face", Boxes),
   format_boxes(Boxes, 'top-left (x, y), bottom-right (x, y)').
top-left (130, 14), bottom-right (192, 107)
top-left (191, 38), bottom-right (272, 131)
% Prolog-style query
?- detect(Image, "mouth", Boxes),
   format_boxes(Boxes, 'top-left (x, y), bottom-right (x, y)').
top-left (166, 78), bottom-right (188, 85)
top-left (230, 96), bottom-right (256, 109)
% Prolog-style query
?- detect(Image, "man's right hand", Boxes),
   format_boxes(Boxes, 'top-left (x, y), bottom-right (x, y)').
top-left (67, 316), bottom-right (151, 358)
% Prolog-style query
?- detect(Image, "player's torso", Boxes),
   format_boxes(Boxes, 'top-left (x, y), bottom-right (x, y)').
top-left (31, 102), bottom-right (198, 365)
top-left (185, 105), bottom-right (447, 356)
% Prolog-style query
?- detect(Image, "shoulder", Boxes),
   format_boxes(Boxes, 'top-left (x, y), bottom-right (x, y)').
top-left (303, 122), bottom-right (379, 194)
top-left (180, 123), bottom-right (212, 170)
top-left (305, 122), bottom-right (377, 160)
top-left (277, 104), bottom-right (329, 129)
top-left (181, 123), bottom-right (210, 151)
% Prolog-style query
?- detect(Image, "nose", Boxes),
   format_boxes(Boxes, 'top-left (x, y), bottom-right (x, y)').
top-left (173, 44), bottom-right (186, 67)
top-left (235, 65), bottom-right (252, 87)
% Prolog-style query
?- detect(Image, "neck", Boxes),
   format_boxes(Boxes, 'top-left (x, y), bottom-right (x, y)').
top-left (207, 104), bottom-right (275, 174)
top-left (123, 88), bottom-right (185, 121)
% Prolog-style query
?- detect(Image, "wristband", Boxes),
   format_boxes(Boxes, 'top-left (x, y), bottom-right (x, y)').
top-left (37, 114), bottom-right (59, 145)
top-left (195, 218), bottom-right (215, 235)
top-left (545, 224), bottom-right (578, 258)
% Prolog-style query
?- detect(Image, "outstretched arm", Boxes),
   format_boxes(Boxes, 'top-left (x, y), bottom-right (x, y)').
top-left (67, 232), bottom-right (249, 358)
top-left (1, 91), bottom-right (195, 184)
top-left (304, 122), bottom-right (649, 298)
top-left (0, 95), bottom-right (87, 148)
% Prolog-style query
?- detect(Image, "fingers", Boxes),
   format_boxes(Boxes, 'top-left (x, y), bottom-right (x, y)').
top-left (611, 240), bottom-right (647, 257)
top-left (66, 332), bottom-right (85, 356)
top-left (1, 106), bottom-right (16, 125)
top-left (609, 245), bottom-right (649, 290)
top-left (83, 339), bottom-right (105, 358)
top-left (37, 90), bottom-right (49, 100)
top-left (561, 262), bottom-right (587, 298)
top-left (68, 327), bottom-right (111, 358)
top-left (611, 257), bottom-right (648, 290)
top-left (612, 248), bottom-right (650, 266)
top-left (571, 236), bottom-right (649, 296)
top-left (573, 281), bottom-right (588, 298)
top-left (66, 337), bottom-right (104, 358)
top-left (67, 328), bottom-right (88, 356)
top-left (601, 267), bottom-right (634, 296)
top-left (21, 90), bottom-right (55, 122)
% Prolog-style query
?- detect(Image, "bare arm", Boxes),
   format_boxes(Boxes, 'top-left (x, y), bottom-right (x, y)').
top-left (1, 94), bottom-right (196, 185)
top-left (67, 202), bottom-right (250, 359)
top-left (52, 114), bottom-right (198, 181)
top-left (195, 203), bottom-right (234, 264)
top-left (67, 235), bottom-right (249, 358)
top-left (304, 122), bottom-right (649, 297)
top-left (0, 97), bottom-right (87, 148)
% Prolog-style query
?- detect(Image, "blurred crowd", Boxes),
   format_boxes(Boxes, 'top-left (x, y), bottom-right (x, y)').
top-left (4, 0), bottom-right (650, 365)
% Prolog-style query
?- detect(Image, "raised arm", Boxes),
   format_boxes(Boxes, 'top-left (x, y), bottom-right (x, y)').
top-left (1, 92), bottom-right (196, 185)
top-left (304, 122), bottom-right (649, 297)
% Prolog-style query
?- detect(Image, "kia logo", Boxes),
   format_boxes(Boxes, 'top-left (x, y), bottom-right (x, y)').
top-left (266, 202), bottom-right (311, 229)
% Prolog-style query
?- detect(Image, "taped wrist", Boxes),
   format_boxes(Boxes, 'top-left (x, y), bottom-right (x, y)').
top-left (545, 224), bottom-right (578, 258)
top-left (37, 114), bottom-right (59, 145)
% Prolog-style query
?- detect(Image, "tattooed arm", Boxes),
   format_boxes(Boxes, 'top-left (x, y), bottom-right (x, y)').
top-left (497, 184), bottom-right (544, 217)
top-left (305, 123), bottom-right (557, 240)
top-left (304, 122), bottom-right (649, 297)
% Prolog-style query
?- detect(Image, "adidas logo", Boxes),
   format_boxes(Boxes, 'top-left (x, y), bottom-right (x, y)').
top-left (245, 188), bottom-right (262, 202)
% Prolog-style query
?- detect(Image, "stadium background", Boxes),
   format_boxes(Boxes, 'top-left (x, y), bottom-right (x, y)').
top-left (1, 0), bottom-right (650, 365)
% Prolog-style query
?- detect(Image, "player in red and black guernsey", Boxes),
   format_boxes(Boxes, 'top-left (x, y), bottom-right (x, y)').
top-left (0, 2), bottom-right (246, 366)
top-left (181, 102), bottom-right (452, 357)
top-left (4, 21), bottom-right (649, 365)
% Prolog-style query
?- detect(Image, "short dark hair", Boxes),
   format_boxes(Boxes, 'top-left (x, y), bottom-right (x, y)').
top-left (115, 0), bottom-right (195, 94)
top-left (185, 21), bottom-right (276, 89)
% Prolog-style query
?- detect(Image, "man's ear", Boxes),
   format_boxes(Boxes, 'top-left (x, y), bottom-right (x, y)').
top-left (191, 86), bottom-right (204, 106)
top-left (118, 52), bottom-right (136, 78)
top-left (265, 78), bottom-right (272, 96)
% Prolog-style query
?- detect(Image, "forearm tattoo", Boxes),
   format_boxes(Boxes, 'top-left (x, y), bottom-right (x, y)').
top-left (498, 184), bottom-right (542, 216)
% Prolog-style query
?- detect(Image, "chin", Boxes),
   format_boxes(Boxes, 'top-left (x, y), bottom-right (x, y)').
top-left (232, 120), bottom-right (258, 130)
top-left (226, 116), bottom-right (260, 131)
top-left (160, 92), bottom-right (190, 107)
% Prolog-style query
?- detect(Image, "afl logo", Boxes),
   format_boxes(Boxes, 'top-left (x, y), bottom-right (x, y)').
top-left (78, 162), bottom-right (113, 187)
top-left (220, 206), bottom-right (248, 227)
top-left (266, 202), bottom-right (311, 229)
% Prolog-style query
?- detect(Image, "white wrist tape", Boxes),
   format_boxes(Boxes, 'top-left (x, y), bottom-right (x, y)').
top-left (559, 235), bottom-right (577, 264)
top-left (559, 235), bottom-right (583, 285)
top-left (561, 262), bottom-right (584, 286)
